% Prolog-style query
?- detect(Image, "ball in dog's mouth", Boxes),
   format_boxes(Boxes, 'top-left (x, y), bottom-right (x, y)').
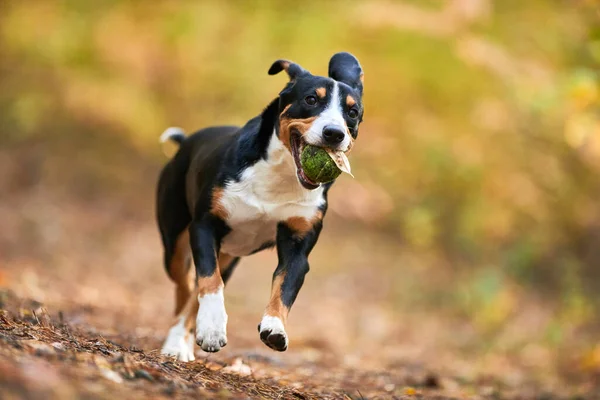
top-left (290, 131), bottom-right (353, 190)
top-left (291, 132), bottom-right (320, 190)
top-left (300, 145), bottom-right (342, 183)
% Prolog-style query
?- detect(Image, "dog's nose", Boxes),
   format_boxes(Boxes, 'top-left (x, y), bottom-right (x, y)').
top-left (322, 125), bottom-right (345, 145)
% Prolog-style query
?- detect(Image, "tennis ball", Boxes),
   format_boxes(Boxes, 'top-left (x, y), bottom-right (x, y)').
top-left (300, 145), bottom-right (342, 183)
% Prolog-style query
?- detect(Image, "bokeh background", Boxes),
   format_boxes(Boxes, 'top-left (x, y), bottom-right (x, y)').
top-left (1, 0), bottom-right (600, 394)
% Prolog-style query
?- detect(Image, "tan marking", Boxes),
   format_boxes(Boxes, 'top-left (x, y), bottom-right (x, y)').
top-left (279, 116), bottom-right (318, 152)
top-left (360, 72), bottom-right (364, 83)
top-left (285, 210), bottom-right (323, 237)
top-left (210, 187), bottom-right (228, 220)
top-left (177, 266), bottom-right (196, 316)
top-left (169, 249), bottom-right (229, 335)
top-left (281, 60), bottom-right (290, 72)
top-left (172, 286), bottom-right (199, 333)
top-left (196, 248), bottom-right (227, 297)
top-left (218, 252), bottom-right (235, 276)
top-left (316, 87), bottom-right (326, 98)
top-left (167, 228), bottom-right (193, 315)
top-left (265, 273), bottom-right (288, 323)
top-left (280, 104), bottom-right (292, 117)
top-left (346, 95), bottom-right (356, 107)
top-left (197, 271), bottom-right (224, 297)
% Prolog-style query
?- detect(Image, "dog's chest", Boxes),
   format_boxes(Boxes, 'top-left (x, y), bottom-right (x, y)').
top-left (217, 140), bottom-right (324, 257)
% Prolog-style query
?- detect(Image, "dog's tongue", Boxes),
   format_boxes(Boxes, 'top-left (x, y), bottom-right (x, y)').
top-left (325, 149), bottom-right (353, 177)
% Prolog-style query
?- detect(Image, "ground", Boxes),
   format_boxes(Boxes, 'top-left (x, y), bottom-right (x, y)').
top-left (0, 201), bottom-right (597, 399)
top-left (0, 290), bottom-right (545, 400)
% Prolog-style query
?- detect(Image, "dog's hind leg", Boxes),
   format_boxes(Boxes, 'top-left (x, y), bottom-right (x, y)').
top-left (219, 252), bottom-right (240, 285)
top-left (168, 229), bottom-right (194, 315)
top-left (157, 156), bottom-right (193, 315)
top-left (161, 285), bottom-right (199, 362)
top-left (157, 182), bottom-right (195, 360)
top-left (160, 227), bottom-right (198, 361)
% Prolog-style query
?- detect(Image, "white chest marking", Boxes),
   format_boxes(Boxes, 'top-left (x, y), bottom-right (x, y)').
top-left (218, 133), bottom-right (325, 257)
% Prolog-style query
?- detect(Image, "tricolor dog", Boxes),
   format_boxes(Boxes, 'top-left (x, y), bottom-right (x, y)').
top-left (157, 52), bottom-right (364, 361)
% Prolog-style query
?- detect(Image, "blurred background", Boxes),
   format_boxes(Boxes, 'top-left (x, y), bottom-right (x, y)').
top-left (1, 0), bottom-right (599, 393)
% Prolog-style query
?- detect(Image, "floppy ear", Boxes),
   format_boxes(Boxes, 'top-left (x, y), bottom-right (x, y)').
top-left (268, 59), bottom-right (309, 81)
top-left (328, 52), bottom-right (364, 93)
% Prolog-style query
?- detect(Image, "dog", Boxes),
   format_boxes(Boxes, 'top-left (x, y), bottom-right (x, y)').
top-left (156, 52), bottom-right (364, 361)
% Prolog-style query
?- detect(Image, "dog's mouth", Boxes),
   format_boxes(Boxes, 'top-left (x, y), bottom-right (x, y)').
top-left (290, 131), bottom-right (320, 190)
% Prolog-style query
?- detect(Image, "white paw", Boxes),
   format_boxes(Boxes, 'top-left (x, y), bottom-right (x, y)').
top-left (258, 315), bottom-right (288, 352)
top-left (161, 318), bottom-right (195, 362)
top-left (196, 289), bottom-right (228, 352)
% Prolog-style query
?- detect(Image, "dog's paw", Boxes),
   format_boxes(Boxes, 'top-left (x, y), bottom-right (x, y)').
top-left (196, 329), bottom-right (228, 352)
top-left (161, 319), bottom-right (195, 362)
top-left (196, 291), bottom-right (228, 353)
top-left (258, 315), bottom-right (288, 352)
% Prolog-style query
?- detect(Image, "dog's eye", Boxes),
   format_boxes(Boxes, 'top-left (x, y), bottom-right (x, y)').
top-left (305, 95), bottom-right (317, 106)
top-left (348, 108), bottom-right (359, 119)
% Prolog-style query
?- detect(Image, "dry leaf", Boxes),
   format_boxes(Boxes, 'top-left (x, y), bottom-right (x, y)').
top-left (325, 149), bottom-right (353, 177)
top-left (222, 358), bottom-right (252, 376)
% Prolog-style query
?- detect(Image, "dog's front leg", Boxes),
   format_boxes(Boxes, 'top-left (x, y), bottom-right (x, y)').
top-left (258, 219), bottom-right (322, 351)
top-left (189, 216), bottom-right (228, 353)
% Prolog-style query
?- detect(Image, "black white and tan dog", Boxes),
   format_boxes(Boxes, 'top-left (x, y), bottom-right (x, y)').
top-left (156, 52), bottom-right (364, 361)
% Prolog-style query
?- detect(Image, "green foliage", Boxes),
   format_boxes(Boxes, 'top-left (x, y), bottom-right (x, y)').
top-left (1, 0), bottom-right (599, 328)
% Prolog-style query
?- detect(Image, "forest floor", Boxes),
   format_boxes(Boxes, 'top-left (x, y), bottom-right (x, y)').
top-left (0, 205), bottom-right (598, 399)
top-left (1, 290), bottom-right (444, 400)
top-left (2, 287), bottom-right (582, 400)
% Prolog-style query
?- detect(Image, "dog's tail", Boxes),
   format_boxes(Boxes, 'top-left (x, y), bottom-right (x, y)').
top-left (160, 127), bottom-right (186, 145)
top-left (159, 127), bottom-right (186, 157)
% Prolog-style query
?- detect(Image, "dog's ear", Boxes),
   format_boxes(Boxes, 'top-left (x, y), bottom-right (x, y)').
top-left (268, 59), bottom-right (309, 81)
top-left (328, 52), bottom-right (364, 94)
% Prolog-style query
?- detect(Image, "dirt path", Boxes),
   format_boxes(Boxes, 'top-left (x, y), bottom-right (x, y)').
top-left (0, 287), bottom-right (587, 399)
top-left (0, 290), bottom-right (448, 399)
top-left (0, 219), bottom-right (593, 399)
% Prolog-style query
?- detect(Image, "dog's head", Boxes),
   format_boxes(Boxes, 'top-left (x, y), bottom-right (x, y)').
top-left (269, 52), bottom-right (364, 189)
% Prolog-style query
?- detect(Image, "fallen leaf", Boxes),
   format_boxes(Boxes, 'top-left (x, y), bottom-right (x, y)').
top-left (222, 358), bottom-right (252, 376)
top-left (100, 368), bottom-right (124, 384)
top-left (404, 387), bottom-right (417, 396)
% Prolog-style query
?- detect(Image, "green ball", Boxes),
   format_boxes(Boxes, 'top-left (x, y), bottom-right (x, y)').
top-left (300, 145), bottom-right (342, 183)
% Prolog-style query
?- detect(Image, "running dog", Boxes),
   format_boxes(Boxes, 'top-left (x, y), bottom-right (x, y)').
top-left (157, 52), bottom-right (364, 361)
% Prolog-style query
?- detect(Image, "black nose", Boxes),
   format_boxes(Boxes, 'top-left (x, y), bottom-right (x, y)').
top-left (322, 125), bottom-right (345, 145)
